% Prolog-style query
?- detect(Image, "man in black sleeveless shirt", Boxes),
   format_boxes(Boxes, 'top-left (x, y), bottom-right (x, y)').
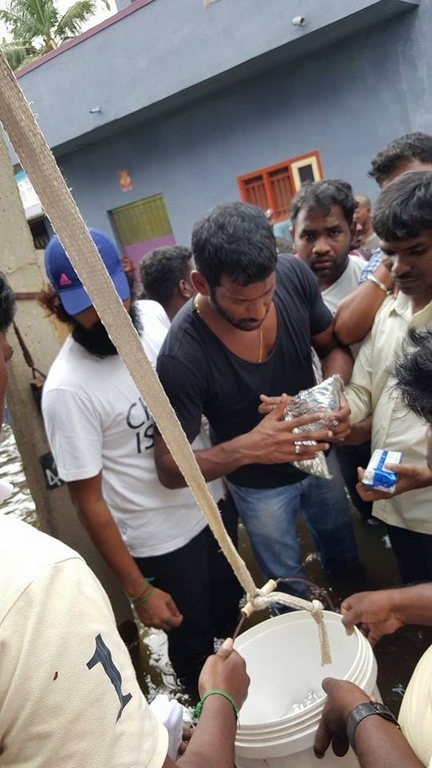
top-left (155, 203), bottom-right (359, 597)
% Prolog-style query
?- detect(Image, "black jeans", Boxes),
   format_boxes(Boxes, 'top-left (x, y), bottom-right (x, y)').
top-left (336, 441), bottom-right (373, 521)
top-left (387, 524), bottom-right (432, 585)
top-left (134, 495), bottom-right (242, 693)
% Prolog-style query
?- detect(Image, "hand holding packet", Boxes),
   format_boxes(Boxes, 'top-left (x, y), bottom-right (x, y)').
top-left (361, 449), bottom-right (402, 493)
top-left (284, 375), bottom-right (344, 479)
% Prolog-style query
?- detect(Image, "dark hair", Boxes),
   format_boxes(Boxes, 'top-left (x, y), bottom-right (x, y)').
top-left (394, 328), bottom-right (432, 424)
top-left (192, 202), bottom-right (277, 288)
top-left (369, 132), bottom-right (432, 185)
top-left (290, 180), bottom-right (356, 226)
top-left (373, 170), bottom-right (432, 241)
top-left (140, 246), bottom-right (192, 307)
top-left (0, 272), bottom-right (16, 332)
top-left (39, 284), bottom-right (72, 324)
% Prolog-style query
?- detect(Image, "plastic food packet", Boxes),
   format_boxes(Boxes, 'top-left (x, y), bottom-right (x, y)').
top-left (149, 694), bottom-right (193, 760)
top-left (361, 449), bottom-right (402, 493)
top-left (284, 375), bottom-right (344, 479)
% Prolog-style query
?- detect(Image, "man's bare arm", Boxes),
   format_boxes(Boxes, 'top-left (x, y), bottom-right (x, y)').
top-left (69, 474), bottom-right (183, 631)
top-left (154, 401), bottom-right (334, 489)
top-left (315, 678), bottom-right (423, 768)
top-left (312, 322), bottom-right (353, 384)
top-left (341, 583), bottom-right (432, 643)
top-left (334, 262), bottom-right (393, 346)
top-left (163, 639), bottom-right (249, 768)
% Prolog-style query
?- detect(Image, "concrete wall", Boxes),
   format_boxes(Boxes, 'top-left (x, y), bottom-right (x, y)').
top-left (56, 0), bottom-right (429, 247)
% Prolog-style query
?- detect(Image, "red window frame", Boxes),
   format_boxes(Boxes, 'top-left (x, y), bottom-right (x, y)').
top-left (237, 150), bottom-right (323, 221)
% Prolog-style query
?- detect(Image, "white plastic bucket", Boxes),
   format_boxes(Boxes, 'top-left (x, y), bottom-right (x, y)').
top-left (234, 610), bottom-right (378, 768)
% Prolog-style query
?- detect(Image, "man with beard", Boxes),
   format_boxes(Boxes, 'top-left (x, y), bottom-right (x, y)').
top-left (291, 180), bottom-right (372, 524)
top-left (291, 180), bottom-right (364, 316)
top-left (154, 202), bottom-right (360, 601)
top-left (41, 229), bottom-right (241, 694)
top-left (345, 171), bottom-right (432, 583)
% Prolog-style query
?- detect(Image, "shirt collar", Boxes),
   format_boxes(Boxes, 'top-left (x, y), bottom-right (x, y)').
top-left (387, 290), bottom-right (432, 325)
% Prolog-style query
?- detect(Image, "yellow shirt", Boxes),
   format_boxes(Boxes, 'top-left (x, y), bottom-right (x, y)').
top-left (399, 645), bottom-right (432, 767)
top-left (345, 292), bottom-right (432, 532)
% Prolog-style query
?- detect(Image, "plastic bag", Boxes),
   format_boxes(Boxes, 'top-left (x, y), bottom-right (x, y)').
top-left (285, 375), bottom-right (344, 479)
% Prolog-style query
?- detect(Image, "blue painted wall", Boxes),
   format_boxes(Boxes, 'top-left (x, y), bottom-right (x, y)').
top-left (10, 0), bottom-right (432, 248)
top-left (54, 1), bottom-right (430, 247)
top-left (17, 0), bottom-right (415, 151)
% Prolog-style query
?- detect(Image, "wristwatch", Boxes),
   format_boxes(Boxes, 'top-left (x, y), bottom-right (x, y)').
top-left (346, 701), bottom-right (400, 753)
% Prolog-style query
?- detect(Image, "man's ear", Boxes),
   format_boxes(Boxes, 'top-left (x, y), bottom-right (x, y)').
top-left (191, 270), bottom-right (210, 297)
top-left (179, 279), bottom-right (194, 299)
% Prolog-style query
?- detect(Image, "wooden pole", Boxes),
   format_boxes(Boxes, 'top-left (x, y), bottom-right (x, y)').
top-left (0, 132), bottom-right (131, 625)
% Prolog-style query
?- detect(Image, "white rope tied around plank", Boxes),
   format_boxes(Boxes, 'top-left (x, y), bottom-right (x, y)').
top-left (0, 49), bottom-right (331, 666)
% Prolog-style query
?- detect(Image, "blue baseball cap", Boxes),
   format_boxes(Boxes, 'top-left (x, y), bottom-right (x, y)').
top-left (44, 228), bottom-right (131, 316)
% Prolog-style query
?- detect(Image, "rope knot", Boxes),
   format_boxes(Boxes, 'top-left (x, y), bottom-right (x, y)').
top-left (311, 598), bottom-right (324, 621)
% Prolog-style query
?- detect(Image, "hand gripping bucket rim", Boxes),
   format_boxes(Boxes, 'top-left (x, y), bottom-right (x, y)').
top-left (234, 610), bottom-right (378, 761)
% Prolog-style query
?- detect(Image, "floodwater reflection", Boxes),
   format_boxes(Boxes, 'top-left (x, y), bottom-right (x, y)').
top-left (0, 421), bottom-right (38, 525)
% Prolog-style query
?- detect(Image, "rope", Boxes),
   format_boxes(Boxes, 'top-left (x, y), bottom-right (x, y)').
top-left (241, 580), bottom-right (331, 665)
top-left (249, 594), bottom-right (331, 666)
top-left (13, 321), bottom-right (46, 379)
top-left (0, 51), bottom-right (331, 665)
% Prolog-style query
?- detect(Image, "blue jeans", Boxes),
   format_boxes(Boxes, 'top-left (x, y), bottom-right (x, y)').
top-left (226, 449), bottom-right (359, 598)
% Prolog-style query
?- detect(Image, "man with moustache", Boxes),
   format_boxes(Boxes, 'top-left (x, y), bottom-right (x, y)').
top-left (291, 180), bottom-right (364, 318)
top-left (345, 171), bottom-right (432, 583)
top-left (41, 229), bottom-right (241, 694)
top-left (335, 131), bottom-right (432, 346)
top-left (154, 202), bottom-right (360, 601)
top-left (291, 179), bottom-right (372, 523)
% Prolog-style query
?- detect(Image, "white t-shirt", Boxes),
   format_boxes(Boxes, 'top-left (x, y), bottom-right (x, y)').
top-left (311, 255), bottom-right (365, 381)
top-left (321, 255), bottom-right (364, 316)
top-left (0, 516), bottom-right (167, 768)
top-left (399, 644), bottom-right (432, 767)
top-left (42, 300), bottom-right (223, 557)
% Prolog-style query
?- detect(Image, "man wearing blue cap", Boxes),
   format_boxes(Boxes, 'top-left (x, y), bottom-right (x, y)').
top-left (41, 229), bottom-right (241, 694)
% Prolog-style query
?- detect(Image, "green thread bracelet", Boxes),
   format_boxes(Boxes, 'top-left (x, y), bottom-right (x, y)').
top-left (129, 581), bottom-right (155, 608)
top-left (194, 689), bottom-right (239, 720)
top-left (128, 577), bottom-right (155, 601)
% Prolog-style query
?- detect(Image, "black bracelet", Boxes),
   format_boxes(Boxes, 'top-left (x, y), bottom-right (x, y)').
top-left (346, 702), bottom-right (400, 754)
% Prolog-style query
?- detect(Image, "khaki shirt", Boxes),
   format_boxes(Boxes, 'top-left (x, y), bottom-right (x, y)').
top-left (346, 292), bottom-right (432, 532)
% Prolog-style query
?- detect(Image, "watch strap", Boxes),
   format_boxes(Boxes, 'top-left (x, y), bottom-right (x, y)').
top-left (346, 701), bottom-right (399, 753)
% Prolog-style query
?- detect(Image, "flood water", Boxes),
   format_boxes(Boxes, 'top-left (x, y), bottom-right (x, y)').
top-left (0, 421), bottom-right (38, 526)
top-left (2, 421), bottom-right (431, 716)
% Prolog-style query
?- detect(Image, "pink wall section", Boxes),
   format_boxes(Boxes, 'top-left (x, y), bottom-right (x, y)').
top-left (124, 234), bottom-right (176, 280)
